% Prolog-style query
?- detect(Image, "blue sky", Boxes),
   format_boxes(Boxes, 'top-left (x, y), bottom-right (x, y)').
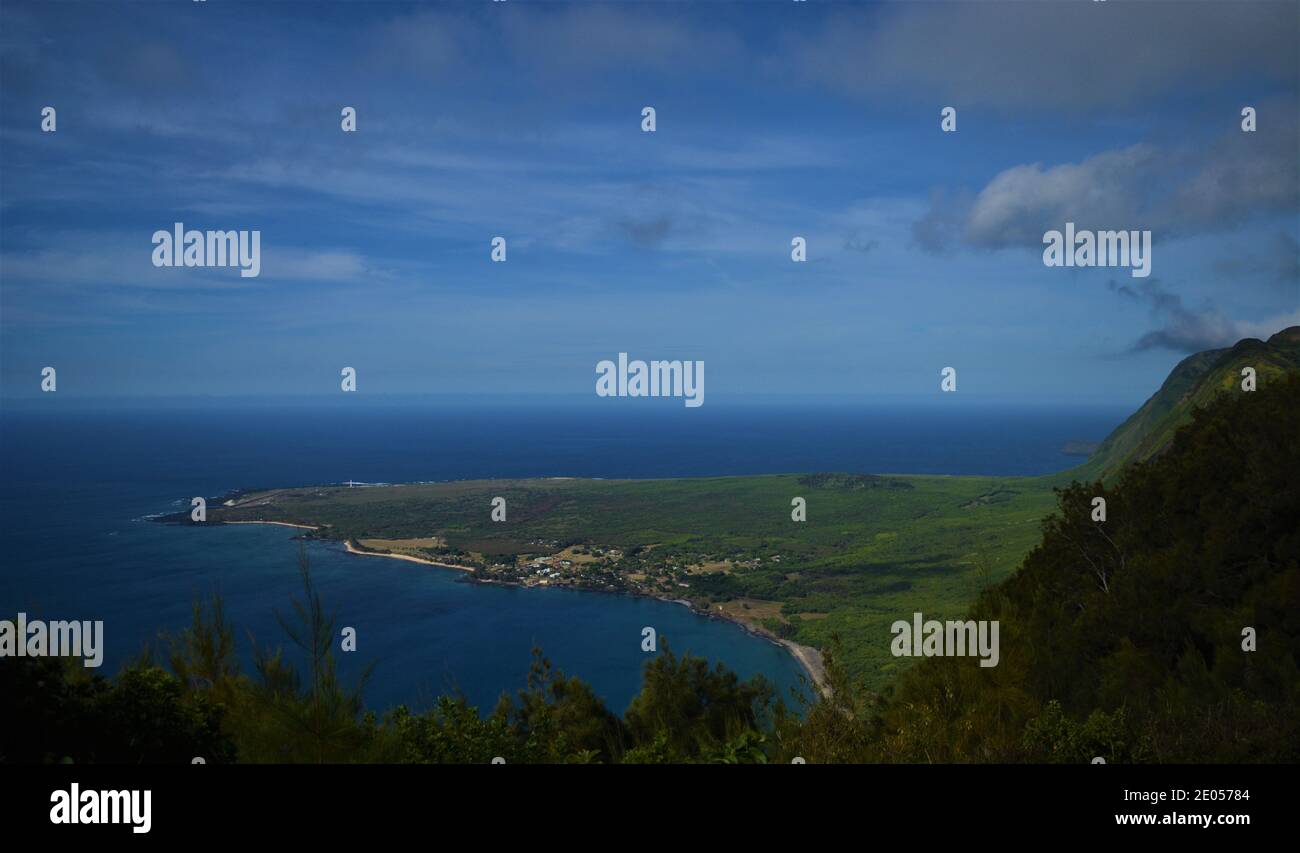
top-left (1, 0), bottom-right (1297, 403)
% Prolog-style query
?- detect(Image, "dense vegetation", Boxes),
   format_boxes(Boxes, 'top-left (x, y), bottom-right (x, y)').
top-left (1076, 326), bottom-right (1299, 480)
top-left (7, 372), bottom-right (1296, 763)
top-left (870, 371), bottom-right (1299, 762)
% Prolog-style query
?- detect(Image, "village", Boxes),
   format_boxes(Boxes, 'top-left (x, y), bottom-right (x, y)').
top-left (470, 540), bottom-right (787, 618)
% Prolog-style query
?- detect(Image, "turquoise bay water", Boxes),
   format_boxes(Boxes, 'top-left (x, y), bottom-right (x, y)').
top-left (0, 398), bottom-right (1129, 713)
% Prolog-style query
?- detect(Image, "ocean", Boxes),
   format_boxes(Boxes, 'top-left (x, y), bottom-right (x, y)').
top-left (0, 397), bottom-right (1130, 714)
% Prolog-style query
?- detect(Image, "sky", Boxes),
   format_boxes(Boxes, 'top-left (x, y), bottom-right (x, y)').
top-left (1, 0), bottom-right (1297, 404)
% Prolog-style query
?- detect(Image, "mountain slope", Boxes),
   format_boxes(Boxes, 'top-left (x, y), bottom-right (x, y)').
top-left (1076, 326), bottom-right (1300, 481)
top-left (867, 371), bottom-right (1300, 763)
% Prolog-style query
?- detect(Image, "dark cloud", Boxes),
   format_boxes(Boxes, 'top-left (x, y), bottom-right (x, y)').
top-left (786, 1), bottom-right (1297, 109)
top-left (842, 231), bottom-right (878, 254)
top-left (1107, 279), bottom-right (1271, 354)
top-left (614, 215), bottom-right (673, 248)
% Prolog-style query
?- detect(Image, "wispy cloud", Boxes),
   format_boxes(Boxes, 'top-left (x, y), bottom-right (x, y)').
top-left (1108, 279), bottom-right (1299, 353)
top-left (914, 117), bottom-right (1299, 252)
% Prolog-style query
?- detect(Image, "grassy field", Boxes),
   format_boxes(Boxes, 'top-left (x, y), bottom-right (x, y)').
top-left (208, 469), bottom-right (1072, 691)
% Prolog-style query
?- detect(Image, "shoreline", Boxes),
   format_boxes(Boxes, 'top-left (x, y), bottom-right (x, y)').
top-left (342, 538), bottom-right (476, 573)
top-left (678, 600), bottom-right (828, 696)
top-left (699, 603), bottom-right (828, 696)
top-left (216, 519), bottom-right (827, 696)
top-left (342, 542), bottom-right (828, 693)
top-left (222, 520), bottom-right (320, 531)
top-left (779, 640), bottom-right (828, 697)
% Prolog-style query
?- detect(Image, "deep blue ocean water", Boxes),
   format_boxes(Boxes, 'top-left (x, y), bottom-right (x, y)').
top-left (0, 398), bottom-right (1130, 714)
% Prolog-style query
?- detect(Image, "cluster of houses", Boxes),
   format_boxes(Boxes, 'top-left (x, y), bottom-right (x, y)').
top-left (730, 554), bottom-right (781, 569)
top-left (523, 555), bottom-right (573, 584)
top-left (490, 541), bottom-right (785, 593)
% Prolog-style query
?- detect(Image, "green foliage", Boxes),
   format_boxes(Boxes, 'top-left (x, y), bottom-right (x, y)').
top-left (383, 698), bottom-right (519, 764)
top-left (492, 649), bottom-right (627, 763)
top-left (1077, 326), bottom-right (1300, 480)
top-left (623, 642), bottom-right (774, 762)
top-left (237, 546), bottom-right (378, 762)
top-left (90, 665), bottom-right (235, 764)
top-left (871, 372), bottom-right (1300, 762)
top-left (1021, 700), bottom-right (1148, 764)
top-left (0, 652), bottom-right (234, 764)
top-left (774, 636), bottom-right (877, 764)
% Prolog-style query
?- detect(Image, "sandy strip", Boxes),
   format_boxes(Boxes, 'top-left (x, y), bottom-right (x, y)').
top-left (660, 597), bottom-right (830, 697)
top-left (222, 520), bottom-right (320, 531)
top-left (779, 640), bottom-right (829, 697)
top-left (343, 539), bottom-right (475, 573)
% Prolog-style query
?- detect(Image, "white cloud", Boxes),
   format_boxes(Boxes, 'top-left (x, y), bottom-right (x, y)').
top-left (916, 119), bottom-right (1300, 251)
